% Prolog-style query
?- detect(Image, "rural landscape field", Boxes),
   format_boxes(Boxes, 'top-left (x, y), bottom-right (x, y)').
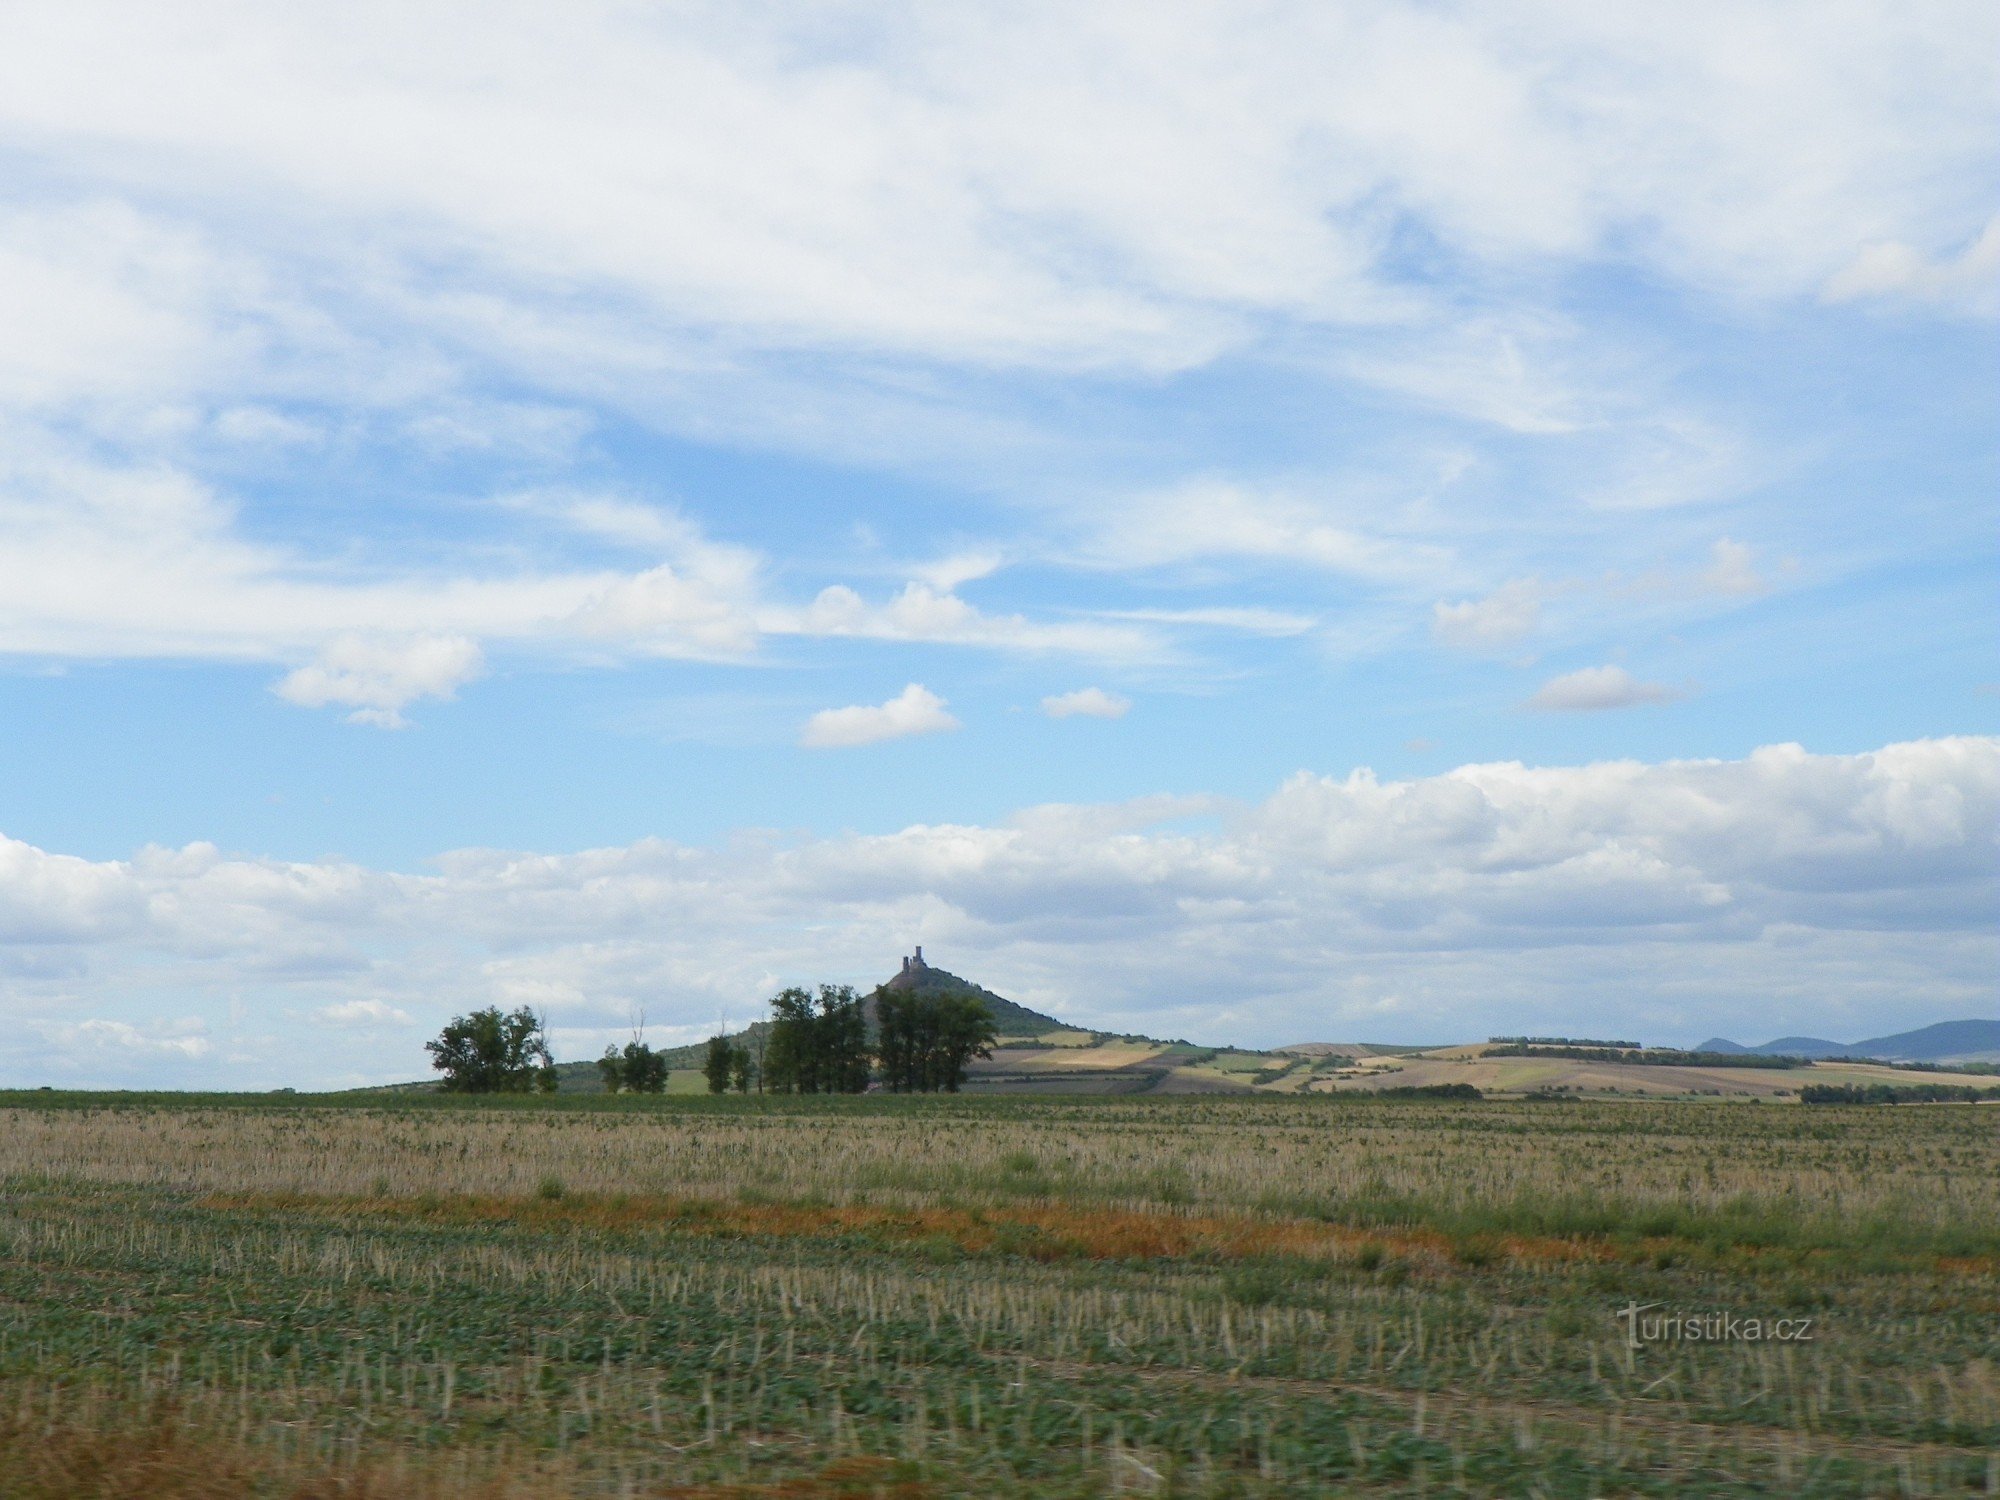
top-left (2, 4), bottom-right (1995, 1499)
top-left (3, 1089), bottom-right (1997, 1497)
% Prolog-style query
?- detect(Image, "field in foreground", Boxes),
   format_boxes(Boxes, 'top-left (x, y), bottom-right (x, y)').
top-left (0, 1093), bottom-right (1996, 1496)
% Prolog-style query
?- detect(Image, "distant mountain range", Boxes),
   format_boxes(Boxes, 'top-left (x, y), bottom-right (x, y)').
top-left (1695, 1019), bottom-right (2000, 1064)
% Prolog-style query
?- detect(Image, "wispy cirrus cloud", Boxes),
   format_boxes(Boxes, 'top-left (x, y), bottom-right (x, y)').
top-left (1041, 688), bottom-right (1130, 720)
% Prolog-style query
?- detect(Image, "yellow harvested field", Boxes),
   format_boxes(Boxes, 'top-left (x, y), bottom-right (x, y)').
top-left (1303, 1054), bottom-right (1961, 1098)
top-left (983, 1041), bottom-right (1167, 1071)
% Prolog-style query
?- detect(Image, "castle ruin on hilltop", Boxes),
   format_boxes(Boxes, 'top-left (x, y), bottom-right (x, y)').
top-left (884, 946), bottom-right (933, 991)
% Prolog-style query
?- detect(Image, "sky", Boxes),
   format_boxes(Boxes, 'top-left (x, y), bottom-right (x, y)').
top-left (0, 1), bottom-right (1994, 1087)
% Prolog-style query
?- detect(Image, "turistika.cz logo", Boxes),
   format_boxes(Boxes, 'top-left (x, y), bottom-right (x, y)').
top-left (1615, 1302), bottom-right (1816, 1349)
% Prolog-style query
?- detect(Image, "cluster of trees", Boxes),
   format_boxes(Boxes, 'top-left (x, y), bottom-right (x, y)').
top-left (1799, 1081), bottom-right (2000, 1105)
top-left (599, 1039), bottom-right (669, 1093)
top-left (763, 985), bottom-right (872, 1094)
top-left (749, 984), bottom-right (998, 1094)
top-left (1486, 1044), bottom-right (1808, 1069)
top-left (426, 983), bottom-right (998, 1097)
top-left (876, 989), bottom-right (999, 1093)
top-left (702, 1034), bottom-right (755, 1093)
top-left (425, 1006), bottom-right (557, 1093)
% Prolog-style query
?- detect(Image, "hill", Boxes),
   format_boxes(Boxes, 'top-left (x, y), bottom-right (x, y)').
top-left (1698, 1019), bottom-right (2000, 1064)
top-left (878, 947), bottom-right (1065, 1035)
top-left (547, 949), bottom-right (1067, 1090)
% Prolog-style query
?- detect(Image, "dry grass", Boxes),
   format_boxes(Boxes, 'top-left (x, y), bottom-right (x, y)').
top-left (0, 1393), bottom-right (561, 1499)
top-left (2, 1095), bottom-right (1997, 1496)
top-left (7, 1096), bottom-right (1998, 1244)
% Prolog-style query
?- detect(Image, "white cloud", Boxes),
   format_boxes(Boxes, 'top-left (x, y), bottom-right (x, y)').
top-left (800, 683), bottom-right (961, 748)
top-left (1823, 216), bottom-right (2000, 317)
top-left (0, 442), bottom-right (1144, 686)
top-left (274, 634), bottom-right (484, 727)
top-left (564, 565), bottom-right (760, 660)
top-left (318, 998), bottom-right (413, 1026)
top-left (1698, 538), bottom-right (1766, 597)
top-left (0, 737), bottom-right (1991, 1083)
top-left (1042, 687), bottom-right (1131, 719)
top-left (1102, 607), bottom-right (1316, 636)
top-left (1527, 664), bottom-right (1686, 712)
top-left (1082, 479), bottom-right (1443, 579)
top-left (909, 551), bottom-right (1005, 592)
top-left (1617, 538), bottom-right (1770, 600)
top-left (778, 584), bottom-right (1154, 658)
top-left (0, 2), bottom-right (1985, 386)
top-left (1433, 579), bottom-right (1543, 648)
top-left (0, 4), bottom-right (1983, 712)
top-left (35, 1018), bottom-right (210, 1059)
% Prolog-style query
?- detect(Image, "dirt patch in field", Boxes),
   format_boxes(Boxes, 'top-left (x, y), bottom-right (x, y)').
top-left (195, 1189), bottom-right (1617, 1271)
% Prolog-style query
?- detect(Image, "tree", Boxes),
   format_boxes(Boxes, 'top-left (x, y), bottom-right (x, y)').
top-left (597, 1045), bottom-right (625, 1093)
top-left (876, 987), bottom-right (916, 1092)
top-left (877, 989), bottom-right (996, 1093)
top-left (703, 1034), bottom-right (733, 1094)
top-left (762, 986), bottom-right (816, 1094)
top-left (728, 1043), bottom-right (753, 1093)
top-left (817, 984), bottom-right (871, 1093)
top-left (929, 993), bottom-right (997, 1093)
top-left (426, 1006), bottom-right (555, 1094)
top-left (620, 1040), bottom-right (668, 1093)
top-left (762, 984), bottom-right (870, 1094)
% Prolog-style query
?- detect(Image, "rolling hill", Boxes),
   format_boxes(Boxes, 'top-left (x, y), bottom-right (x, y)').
top-left (1697, 1019), bottom-right (2000, 1064)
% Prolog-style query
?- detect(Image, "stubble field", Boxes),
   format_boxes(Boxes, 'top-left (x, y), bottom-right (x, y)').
top-left (0, 1092), bottom-right (1995, 1497)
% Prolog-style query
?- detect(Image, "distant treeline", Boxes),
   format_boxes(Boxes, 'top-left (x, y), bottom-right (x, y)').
top-left (1489, 1035), bottom-right (1641, 1049)
top-left (1485, 1044), bottom-right (1808, 1069)
top-left (1799, 1082), bottom-right (2000, 1106)
top-left (1370, 1083), bottom-right (1483, 1100)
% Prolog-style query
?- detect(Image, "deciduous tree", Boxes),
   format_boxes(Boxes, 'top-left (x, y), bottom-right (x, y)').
top-left (425, 1006), bottom-right (555, 1094)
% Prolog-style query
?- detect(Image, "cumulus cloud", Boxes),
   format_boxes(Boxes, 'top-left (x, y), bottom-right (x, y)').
top-left (800, 684), bottom-right (961, 748)
top-left (274, 634), bottom-right (484, 727)
top-left (0, 737), bottom-right (1990, 1085)
top-left (1433, 579), bottom-right (1543, 649)
top-left (1042, 688), bottom-right (1131, 719)
top-left (1527, 665), bottom-right (1685, 712)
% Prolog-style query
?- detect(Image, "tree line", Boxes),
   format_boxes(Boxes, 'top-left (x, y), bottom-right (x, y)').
top-left (1798, 1081), bottom-right (2000, 1105)
top-left (426, 986), bottom-right (997, 1095)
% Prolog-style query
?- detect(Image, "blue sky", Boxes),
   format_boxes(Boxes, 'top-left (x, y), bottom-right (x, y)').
top-left (0, 3), bottom-right (1994, 1085)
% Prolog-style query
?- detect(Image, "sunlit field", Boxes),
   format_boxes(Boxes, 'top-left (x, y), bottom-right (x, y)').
top-left (2, 1093), bottom-right (1996, 1496)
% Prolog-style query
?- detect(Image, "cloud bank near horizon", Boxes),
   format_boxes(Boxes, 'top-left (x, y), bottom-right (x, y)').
top-left (3, 735), bottom-right (1991, 1089)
